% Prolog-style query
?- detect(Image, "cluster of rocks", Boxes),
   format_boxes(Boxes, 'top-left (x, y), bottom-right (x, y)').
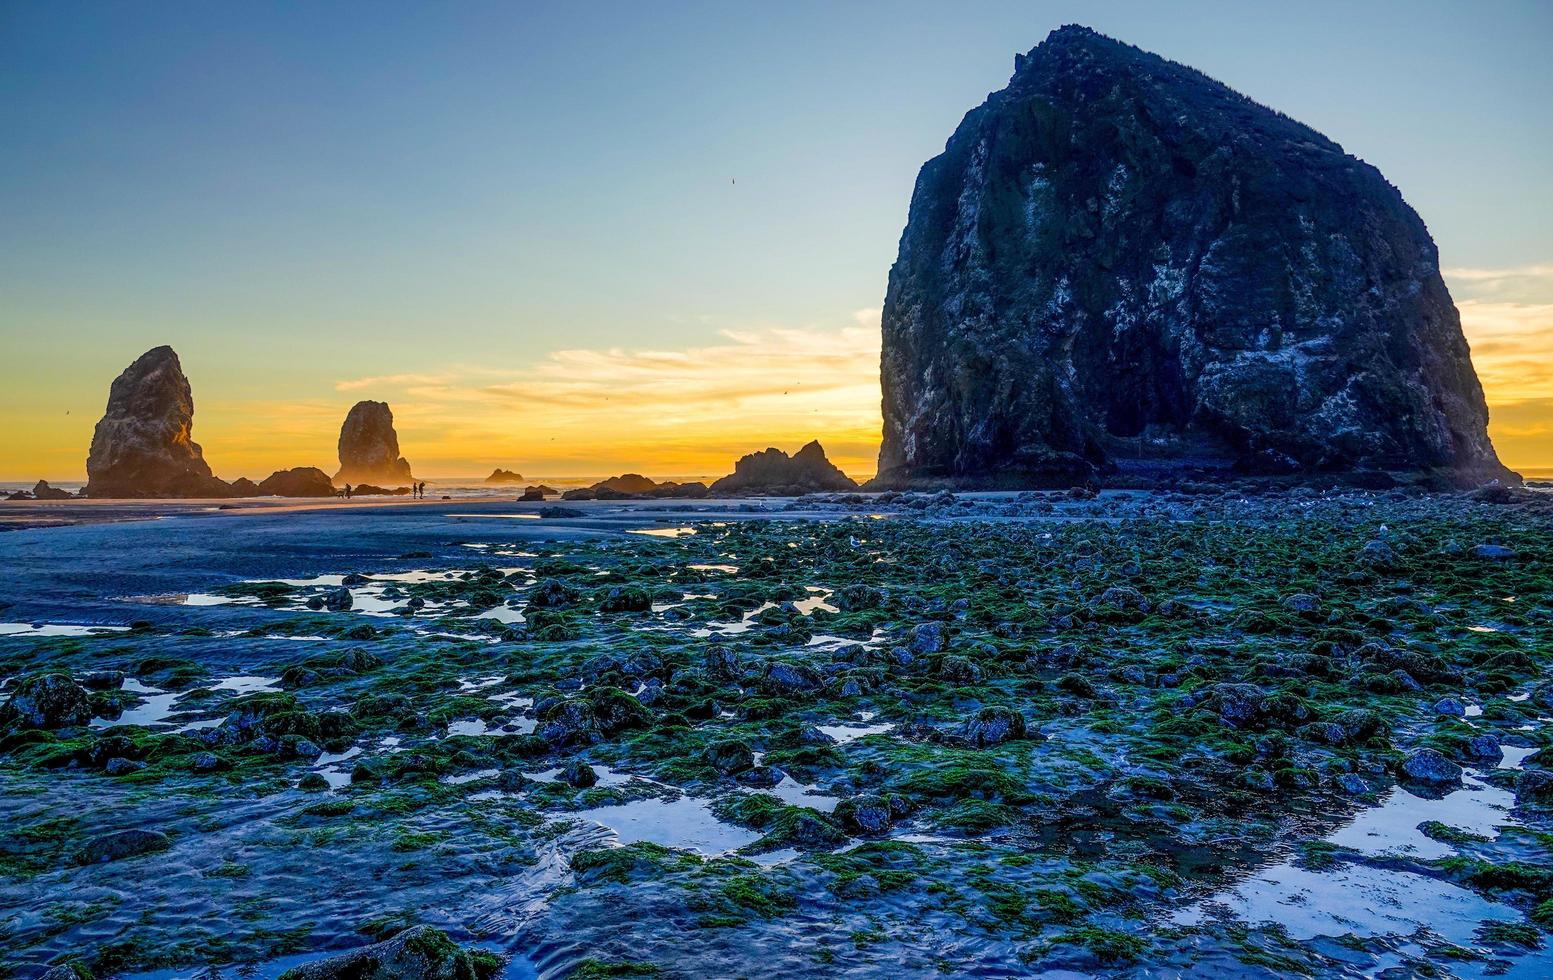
top-left (561, 474), bottom-right (709, 501)
top-left (708, 440), bottom-right (858, 496)
top-left (4, 480), bottom-right (77, 501)
top-left (80, 347), bottom-right (416, 498)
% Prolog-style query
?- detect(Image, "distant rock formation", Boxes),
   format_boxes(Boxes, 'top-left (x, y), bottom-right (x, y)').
top-left (255, 467), bottom-right (337, 497)
top-left (334, 401), bottom-right (413, 487)
top-left (485, 468), bottom-right (524, 485)
top-left (710, 441), bottom-right (858, 495)
top-left (872, 25), bottom-right (1514, 489)
top-left (8, 480), bottom-right (75, 501)
top-left (559, 474), bottom-right (710, 501)
top-left (595, 473), bottom-right (658, 494)
top-left (85, 346), bottom-right (234, 498)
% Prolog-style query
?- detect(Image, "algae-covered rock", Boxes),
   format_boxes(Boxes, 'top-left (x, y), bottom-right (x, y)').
top-left (2, 674), bottom-right (93, 730)
top-left (278, 926), bottom-right (502, 980)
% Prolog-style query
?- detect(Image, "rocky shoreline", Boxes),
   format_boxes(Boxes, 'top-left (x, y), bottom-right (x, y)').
top-left (0, 487), bottom-right (1549, 977)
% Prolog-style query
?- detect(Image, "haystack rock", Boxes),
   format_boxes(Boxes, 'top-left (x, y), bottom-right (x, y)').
top-left (85, 346), bottom-right (233, 498)
top-left (334, 401), bottom-right (413, 487)
top-left (485, 468), bottom-right (524, 485)
top-left (710, 441), bottom-right (858, 495)
top-left (872, 26), bottom-right (1515, 489)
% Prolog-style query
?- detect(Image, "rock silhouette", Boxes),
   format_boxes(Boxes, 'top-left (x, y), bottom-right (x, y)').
top-left (334, 401), bottom-right (413, 487)
top-left (85, 346), bottom-right (233, 498)
top-left (254, 467), bottom-right (337, 497)
top-left (872, 26), bottom-right (1514, 489)
top-left (485, 468), bottom-right (524, 484)
top-left (710, 440), bottom-right (858, 495)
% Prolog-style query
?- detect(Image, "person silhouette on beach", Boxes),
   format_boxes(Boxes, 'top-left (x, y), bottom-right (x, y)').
top-left (344, 484), bottom-right (352, 500)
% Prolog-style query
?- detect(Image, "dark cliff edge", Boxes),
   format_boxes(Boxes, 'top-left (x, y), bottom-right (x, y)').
top-left (868, 25), bottom-right (1516, 491)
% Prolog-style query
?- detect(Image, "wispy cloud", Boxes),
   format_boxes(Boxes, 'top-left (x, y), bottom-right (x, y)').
top-left (1443, 263), bottom-right (1553, 283)
top-left (325, 321), bottom-right (883, 477)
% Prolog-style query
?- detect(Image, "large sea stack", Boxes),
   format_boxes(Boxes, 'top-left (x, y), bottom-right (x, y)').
top-left (85, 346), bottom-right (232, 498)
top-left (334, 401), bottom-right (413, 487)
top-left (872, 26), bottom-right (1513, 489)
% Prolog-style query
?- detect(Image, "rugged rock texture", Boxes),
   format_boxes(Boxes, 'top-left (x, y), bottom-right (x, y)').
top-left (334, 401), bottom-right (413, 487)
top-left (710, 440), bottom-right (858, 495)
top-left (85, 346), bottom-right (233, 498)
top-left (1, 674), bottom-right (92, 729)
top-left (255, 467), bottom-right (337, 498)
top-left (484, 468), bottom-right (524, 484)
top-left (872, 26), bottom-right (1513, 489)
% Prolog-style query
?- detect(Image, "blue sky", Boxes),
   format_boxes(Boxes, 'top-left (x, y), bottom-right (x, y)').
top-left (2, 1), bottom-right (1550, 478)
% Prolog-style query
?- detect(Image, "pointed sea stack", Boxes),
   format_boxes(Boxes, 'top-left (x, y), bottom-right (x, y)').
top-left (710, 441), bottom-right (858, 495)
top-left (85, 346), bottom-right (233, 498)
top-left (334, 401), bottom-right (413, 487)
top-left (871, 26), bottom-right (1514, 489)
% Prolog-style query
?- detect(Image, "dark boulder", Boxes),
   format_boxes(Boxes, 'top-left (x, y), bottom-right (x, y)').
top-left (702, 738), bottom-right (755, 775)
top-left (2, 673), bottom-right (93, 729)
top-left (961, 706), bottom-right (1027, 747)
top-left (76, 828), bottom-right (171, 864)
top-left (1400, 748), bottom-right (1462, 786)
top-left (834, 795), bottom-right (893, 835)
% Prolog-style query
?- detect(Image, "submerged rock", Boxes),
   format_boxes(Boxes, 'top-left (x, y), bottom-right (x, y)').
top-left (334, 401), bottom-right (413, 487)
top-left (277, 926), bottom-right (502, 980)
top-left (85, 346), bottom-right (234, 498)
top-left (76, 828), bottom-right (171, 864)
top-left (870, 26), bottom-right (1513, 489)
top-left (709, 440), bottom-right (858, 495)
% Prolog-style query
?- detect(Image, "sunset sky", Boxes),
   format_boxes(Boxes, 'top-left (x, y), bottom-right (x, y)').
top-left (2, 1), bottom-right (1550, 481)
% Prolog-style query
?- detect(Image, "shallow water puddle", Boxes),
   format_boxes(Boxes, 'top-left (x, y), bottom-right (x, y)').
top-left (447, 715), bottom-right (536, 737)
top-left (763, 774), bottom-right (840, 812)
top-left (1178, 862), bottom-right (1520, 947)
top-left (94, 678), bottom-right (183, 729)
top-left (572, 795), bottom-right (759, 855)
top-left (1179, 714), bottom-right (1550, 962)
top-left (210, 675), bottom-right (281, 695)
top-left (313, 746), bottom-right (362, 788)
top-left (1327, 775), bottom-right (1517, 860)
top-left (0, 622), bottom-right (129, 638)
top-left (628, 526), bottom-right (697, 538)
top-left (94, 675), bottom-right (281, 729)
top-left (817, 720), bottom-right (894, 744)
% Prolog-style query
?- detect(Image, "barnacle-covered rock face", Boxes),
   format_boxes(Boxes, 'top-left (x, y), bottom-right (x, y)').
top-left (873, 25), bottom-right (1513, 490)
